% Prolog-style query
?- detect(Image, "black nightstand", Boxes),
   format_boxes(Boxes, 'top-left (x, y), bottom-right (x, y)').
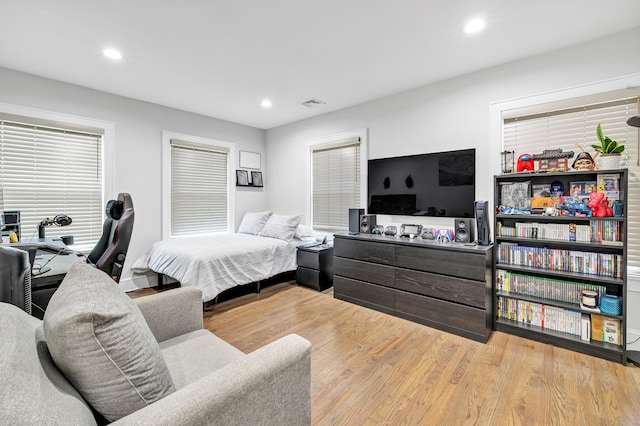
top-left (296, 245), bottom-right (333, 291)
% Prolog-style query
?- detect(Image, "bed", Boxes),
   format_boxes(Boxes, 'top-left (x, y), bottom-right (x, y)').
top-left (131, 212), bottom-right (324, 302)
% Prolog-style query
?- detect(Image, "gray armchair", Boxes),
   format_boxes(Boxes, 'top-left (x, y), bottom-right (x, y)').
top-left (0, 283), bottom-right (312, 425)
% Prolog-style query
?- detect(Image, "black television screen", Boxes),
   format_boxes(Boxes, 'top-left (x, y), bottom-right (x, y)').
top-left (367, 148), bottom-right (475, 218)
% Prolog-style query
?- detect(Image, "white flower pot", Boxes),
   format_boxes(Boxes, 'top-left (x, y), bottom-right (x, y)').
top-left (597, 154), bottom-right (622, 170)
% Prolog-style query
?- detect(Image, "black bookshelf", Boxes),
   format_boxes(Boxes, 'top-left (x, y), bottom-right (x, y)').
top-left (494, 169), bottom-right (627, 364)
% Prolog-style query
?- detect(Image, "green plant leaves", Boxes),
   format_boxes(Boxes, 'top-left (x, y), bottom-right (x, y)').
top-left (594, 123), bottom-right (625, 154)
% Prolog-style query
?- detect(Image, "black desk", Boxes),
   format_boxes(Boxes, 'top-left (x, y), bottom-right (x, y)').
top-left (12, 238), bottom-right (81, 318)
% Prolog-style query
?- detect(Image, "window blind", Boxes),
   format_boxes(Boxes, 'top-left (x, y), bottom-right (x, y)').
top-left (312, 138), bottom-right (361, 232)
top-left (0, 119), bottom-right (103, 247)
top-left (503, 96), bottom-right (640, 269)
top-left (170, 140), bottom-right (228, 237)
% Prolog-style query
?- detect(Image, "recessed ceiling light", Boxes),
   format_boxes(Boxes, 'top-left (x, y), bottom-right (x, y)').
top-left (102, 48), bottom-right (122, 60)
top-left (261, 99), bottom-right (272, 108)
top-left (464, 18), bottom-right (485, 34)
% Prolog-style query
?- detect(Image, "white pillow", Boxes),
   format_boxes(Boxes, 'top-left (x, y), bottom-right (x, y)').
top-left (259, 213), bottom-right (302, 241)
top-left (237, 211), bottom-right (273, 235)
top-left (294, 224), bottom-right (314, 239)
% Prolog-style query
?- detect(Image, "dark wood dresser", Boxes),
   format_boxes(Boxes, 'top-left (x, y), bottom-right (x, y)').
top-left (333, 233), bottom-right (493, 343)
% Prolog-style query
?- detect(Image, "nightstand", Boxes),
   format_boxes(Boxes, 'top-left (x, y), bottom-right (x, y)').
top-left (296, 245), bottom-right (333, 291)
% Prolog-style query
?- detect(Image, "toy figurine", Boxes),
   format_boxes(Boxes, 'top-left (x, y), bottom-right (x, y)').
top-left (572, 151), bottom-right (596, 171)
top-left (556, 201), bottom-right (591, 217)
top-left (587, 192), bottom-right (613, 217)
top-left (517, 154), bottom-right (535, 172)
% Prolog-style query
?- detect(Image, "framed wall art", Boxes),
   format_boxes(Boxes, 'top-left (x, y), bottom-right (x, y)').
top-left (239, 151), bottom-right (261, 169)
top-left (251, 171), bottom-right (263, 187)
top-left (236, 169), bottom-right (249, 186)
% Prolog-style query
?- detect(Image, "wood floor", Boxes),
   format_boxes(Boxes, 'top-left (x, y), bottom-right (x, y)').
top-left (133, 281), bottom-right (640, 425)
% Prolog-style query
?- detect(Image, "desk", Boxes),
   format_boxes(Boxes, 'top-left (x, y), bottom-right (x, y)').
top-left (10, 240), bottom-right (81, 318)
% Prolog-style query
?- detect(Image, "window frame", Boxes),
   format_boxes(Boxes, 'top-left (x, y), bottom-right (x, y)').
top-left (306, 129), bottom-right (368, 232)
top-left (0, 102), bottom-right (114, 250)
top-left (162, 130), bottom-right (236, 239)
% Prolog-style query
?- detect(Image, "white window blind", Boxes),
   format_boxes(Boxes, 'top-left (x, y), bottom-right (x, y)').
top-left (312, 138), bottom-right (361, 232)
top-left (503, 96), bottom-right (640, 268)
top-left (170, 140), bottom-right (228, 237)
top-left (0, 119), bottom-right (103, 247)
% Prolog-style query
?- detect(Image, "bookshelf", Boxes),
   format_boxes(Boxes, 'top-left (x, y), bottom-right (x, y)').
top-left (494, 169), bottom-right (627, 364)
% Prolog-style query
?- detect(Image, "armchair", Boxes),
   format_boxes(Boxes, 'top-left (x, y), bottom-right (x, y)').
top-left (0, 273), bottom-right (312, 425)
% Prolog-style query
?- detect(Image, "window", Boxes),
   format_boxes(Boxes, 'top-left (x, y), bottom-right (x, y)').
top-left (163, 133), bottom-right (235, 238)
top-left (502, 94), bottom-right (640, 268)
top-left (311, 136), bottom-right (363, 232)
top-left (0, 118), bottom-right (104, 248)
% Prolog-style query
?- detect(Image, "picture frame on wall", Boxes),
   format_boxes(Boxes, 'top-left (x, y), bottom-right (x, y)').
top-left (251, 171), bottom-right (263, 187)
top-left (239, 151), bottom-right (261, 169)
top-left (236, 169), bottom-right (249, 186)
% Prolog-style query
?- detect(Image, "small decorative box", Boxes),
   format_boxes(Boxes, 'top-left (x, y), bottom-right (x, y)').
top-left (600, 295), bottom-right (621, 316)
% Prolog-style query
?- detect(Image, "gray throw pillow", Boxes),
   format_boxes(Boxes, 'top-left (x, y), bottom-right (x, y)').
top-left (43, 261), bottom-right (175, 421)
top-left (258, 213), bottom-right (302, 241)
top-left (237, 210), bottom-right (273, 235)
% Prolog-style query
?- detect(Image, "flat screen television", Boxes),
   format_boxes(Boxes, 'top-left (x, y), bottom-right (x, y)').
top-left (368, 148), bottom-right (475, 218)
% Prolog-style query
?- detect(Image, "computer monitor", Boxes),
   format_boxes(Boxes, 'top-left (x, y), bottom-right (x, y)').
top-left (0, 246), bottom-right (32, 315)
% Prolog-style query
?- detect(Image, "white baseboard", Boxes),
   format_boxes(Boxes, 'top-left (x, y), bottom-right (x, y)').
top-left (118, 274), bottom-right (154, 292)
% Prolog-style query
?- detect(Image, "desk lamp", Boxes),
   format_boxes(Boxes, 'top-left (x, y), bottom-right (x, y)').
top-left (38, 214), bottom-right (72, 239)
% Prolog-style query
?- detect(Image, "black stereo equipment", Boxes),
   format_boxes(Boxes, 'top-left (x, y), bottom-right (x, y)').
top-left (475, 201), bottom-right (491, 246)
top-left (360, 214), bottom-right (377, 234)
top-left (454, 218), bottom-right (474, 243)
top-left (349, 208), bottom-right (365, 234)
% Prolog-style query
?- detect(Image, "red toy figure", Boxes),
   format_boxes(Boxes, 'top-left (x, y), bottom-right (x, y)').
top-left (517, 154), bottom-right (534, 172)
top-left (587, 192), bottom-right (613, 217)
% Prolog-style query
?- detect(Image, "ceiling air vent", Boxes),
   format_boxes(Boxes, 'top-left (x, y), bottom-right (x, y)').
top-left (300, 98), bottom-right (326, 108)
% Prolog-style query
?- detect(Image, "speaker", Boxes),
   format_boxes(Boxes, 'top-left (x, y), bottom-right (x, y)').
top-left (349, 208), bottom-right (365, 234)
top-left (475, 201), bottom-right (491, 246)
top-left (454, 218), bottom-right (474, 243)
top-left (360, 214), bottom-right (377, 234)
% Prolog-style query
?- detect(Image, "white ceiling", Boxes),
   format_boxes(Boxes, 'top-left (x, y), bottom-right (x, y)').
top-left (1, 1), bottom-right (639, 130)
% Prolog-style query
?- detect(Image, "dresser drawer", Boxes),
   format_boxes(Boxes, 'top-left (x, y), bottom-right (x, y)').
top-left (395, 291), bottom-right (489, 342)
top-left (395, 268), bottom-right (486, 308)
top-left (395, 245), bottom-right (486, 281)
top-left (334, 257), bottom-right (395, 288)
top-left (334, 238), bottom-right (395, 265)
top-left (297, 247), bottom-right (333, 270)
top-left (297, 266), bottom-right (332, 290)
top-left (334, 276), bottom-right (394, 314)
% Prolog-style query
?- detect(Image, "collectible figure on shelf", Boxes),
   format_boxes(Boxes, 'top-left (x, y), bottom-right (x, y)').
top-left (556, 201), bottom-right (591, 217)
top-left (587, 192), bottom-right (613, 217)
top-left (498, 206), bottom-right (531, 215)
top-left (532, 149), bottom-right (574, 171)
top-left (436, 229), bottom-right (453, 243)
top-left (516, 154), bottom-right (535, 172)
top-left (572, 149), bottom-right (596, 171)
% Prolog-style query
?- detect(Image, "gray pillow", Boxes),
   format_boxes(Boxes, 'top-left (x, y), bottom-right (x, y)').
top-left (258, 213), bottom-right (302, 241)
top-left (237, 210), bottom-right (273, 235)
top-left (43, 262), bottom-right (175, 421)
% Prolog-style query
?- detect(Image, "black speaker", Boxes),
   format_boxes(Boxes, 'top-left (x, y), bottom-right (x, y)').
top-left (454, 218), bottom-right (474, 243)
top-left (349, 208), bottom-right (365, 234)
top-left (360, 214), bottom-right (377, 234)
top-left (475, 201), bottom-right (491, 246)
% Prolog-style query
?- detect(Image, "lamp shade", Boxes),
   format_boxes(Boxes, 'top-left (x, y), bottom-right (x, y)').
top-left (627, 115), bottom-right (640, 128)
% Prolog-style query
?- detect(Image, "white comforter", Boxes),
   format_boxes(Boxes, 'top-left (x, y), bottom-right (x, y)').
top-left (131, 233), bottom-right (305, 302)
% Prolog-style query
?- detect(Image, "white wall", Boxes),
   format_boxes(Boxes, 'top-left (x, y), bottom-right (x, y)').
top-left (0, 66), bottom-right (267, 289)
top-left (265, 28), bottom-right (640, 339)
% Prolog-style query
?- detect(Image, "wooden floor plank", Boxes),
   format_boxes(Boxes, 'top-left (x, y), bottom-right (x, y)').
top-left (131, 281), bottom-right (640, 425)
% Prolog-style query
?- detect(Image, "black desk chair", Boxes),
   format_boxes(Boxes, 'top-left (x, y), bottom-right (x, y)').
top-left (88, 193), bottom-right (135, 282)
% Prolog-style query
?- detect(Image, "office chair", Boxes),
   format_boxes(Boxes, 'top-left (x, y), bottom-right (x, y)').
top-left (87, 193), bottom-right (135, 282)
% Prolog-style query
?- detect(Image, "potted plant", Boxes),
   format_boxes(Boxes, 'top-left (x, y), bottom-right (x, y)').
top-left (591, 123), bottom-right (625, 169)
